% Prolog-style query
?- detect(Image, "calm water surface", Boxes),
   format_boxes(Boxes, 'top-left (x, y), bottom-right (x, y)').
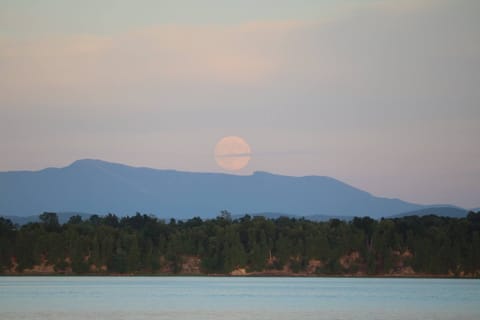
top-left (0, 277), bottom-right (479, 319)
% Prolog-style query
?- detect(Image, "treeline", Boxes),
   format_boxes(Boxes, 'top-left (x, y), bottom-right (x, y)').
top-left (1, 211), bottom-right (479, 276)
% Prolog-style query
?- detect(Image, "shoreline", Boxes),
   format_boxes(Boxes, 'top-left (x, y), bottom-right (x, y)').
top-left (2, 272), bottom-right (478, 279)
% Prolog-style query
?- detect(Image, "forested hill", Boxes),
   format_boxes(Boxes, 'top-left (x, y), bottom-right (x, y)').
top-left (1, 211), bottom-right (479, 277)
top-left (0, 159), bottom-right (423, 218)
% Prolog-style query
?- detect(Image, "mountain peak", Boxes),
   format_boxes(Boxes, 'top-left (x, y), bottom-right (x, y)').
top-left (69, 159), bottom-right (108, 167)
top-left (0, 159), bottom-right (427, 218)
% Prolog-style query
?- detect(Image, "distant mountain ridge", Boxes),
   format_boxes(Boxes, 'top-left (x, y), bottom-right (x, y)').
top-left (0, 159), bottom-right (448, 219)
top-left (3, 212), bottom-right (93, 226)
top-left (390, 206), bottom-right (469, 218)
top-left (4, 208), bottom-right (473, 227)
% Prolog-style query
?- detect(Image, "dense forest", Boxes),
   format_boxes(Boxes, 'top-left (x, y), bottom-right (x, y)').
top-left (1, 211), bottom-right (479, 276)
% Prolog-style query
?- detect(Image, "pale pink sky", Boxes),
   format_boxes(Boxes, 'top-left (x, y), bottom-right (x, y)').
top-left (0, 0), bottom-right (479, 208)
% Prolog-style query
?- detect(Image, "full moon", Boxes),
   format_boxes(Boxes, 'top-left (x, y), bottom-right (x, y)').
top-left (214, 136), bottom-right (251, 171)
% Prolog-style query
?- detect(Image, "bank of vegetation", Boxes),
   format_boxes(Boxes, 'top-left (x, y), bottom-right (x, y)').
top-left (1, 211), bottom-right (479, 277)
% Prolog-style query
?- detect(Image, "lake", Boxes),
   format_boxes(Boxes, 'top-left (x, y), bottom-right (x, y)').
top-left (0, 277), bottom-right (479, 319)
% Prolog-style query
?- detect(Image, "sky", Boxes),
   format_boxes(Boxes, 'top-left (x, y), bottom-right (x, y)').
top-left (0, 0), bottom-right (479, 208)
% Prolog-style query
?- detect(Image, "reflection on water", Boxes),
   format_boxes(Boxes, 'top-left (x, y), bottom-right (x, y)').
top-left (1, 277), bottom-right (479, 320)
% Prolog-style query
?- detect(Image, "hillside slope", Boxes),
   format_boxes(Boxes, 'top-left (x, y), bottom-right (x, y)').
top-left (0, 159), bottom-right (424, 218)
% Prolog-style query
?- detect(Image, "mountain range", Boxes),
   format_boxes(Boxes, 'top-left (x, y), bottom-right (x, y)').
top-left (0, 159), bottom-right (474, 220)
